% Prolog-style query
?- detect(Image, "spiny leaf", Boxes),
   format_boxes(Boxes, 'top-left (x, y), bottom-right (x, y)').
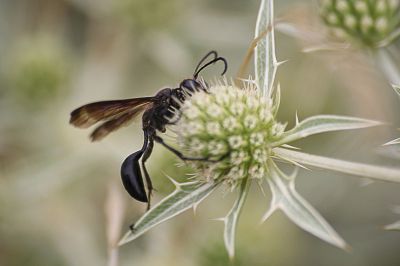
top-left (393, 84), bottom-right (400, 97)
top-left (272, 83), bottom-right (281, 116)
top-left (376, 48), bottom-right (400, 85)
top-left (271, 115), bottom-right (382, 147)
top-left (223, 178), bottom-right (251, 259)
top-left (274, 148), bottom-right (400, 183)
top-left (119, 180), bottom-right (220, 245)
top-left (378, 28), bottom-right (400, 47)
top-left (254, 0), bottom-right (277, 97)
top-left (385, 220), bottom-right (400, 231)
top-left (383, 138), bottom-right (400, 146)
top-left (262, 161), bottom-right (349, 250)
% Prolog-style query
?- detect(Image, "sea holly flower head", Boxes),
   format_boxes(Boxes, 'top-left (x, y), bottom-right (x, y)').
top-left (320, 0), bottom-right (400, 47)
top-left (176, 81), bottom-right (283, 188)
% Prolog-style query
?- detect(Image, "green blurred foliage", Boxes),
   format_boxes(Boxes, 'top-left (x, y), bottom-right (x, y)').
top-left (197, 241), bottom-right (244, 266)
top-left (8, 36), bottom-right (70, 108)
top-left (113, 0), bottom-right (182, 32)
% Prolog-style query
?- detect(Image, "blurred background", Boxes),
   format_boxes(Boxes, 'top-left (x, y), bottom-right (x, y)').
top-left (1, 0), bottom-right (400, 265)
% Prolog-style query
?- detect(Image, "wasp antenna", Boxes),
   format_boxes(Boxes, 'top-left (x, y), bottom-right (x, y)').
top-left (193, 51), bottom-right (218, 76)
top-left (193, 54), bottom-right (228, 79)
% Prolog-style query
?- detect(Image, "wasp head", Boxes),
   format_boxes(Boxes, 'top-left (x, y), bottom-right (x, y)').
top-left (180, 79), bottom-right (207, 95)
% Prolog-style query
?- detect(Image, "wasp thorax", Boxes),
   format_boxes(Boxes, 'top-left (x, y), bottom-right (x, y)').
top-left (320, 0), bottom-right (400, 47)
top-left (176, 82), bottom-right (284, 188)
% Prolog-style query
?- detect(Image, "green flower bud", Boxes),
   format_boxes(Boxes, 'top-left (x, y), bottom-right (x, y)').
top-left (174, 81), bottom-right (284, 189)
top-left (320, 0), bottom-right (400, 47)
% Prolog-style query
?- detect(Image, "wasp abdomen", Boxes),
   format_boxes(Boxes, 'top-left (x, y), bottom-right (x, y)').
top-left (121, 151), bottom-right (148, 202)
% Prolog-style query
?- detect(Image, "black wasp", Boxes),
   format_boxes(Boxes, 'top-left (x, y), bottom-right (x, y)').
top-left (70, 51), bottom-right (227, 208)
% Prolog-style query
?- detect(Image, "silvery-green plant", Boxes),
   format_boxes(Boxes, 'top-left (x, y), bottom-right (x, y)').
top-left (119, 0), bottom-right (400, 258)
top-left (320, 0), bottom-right (400, 48)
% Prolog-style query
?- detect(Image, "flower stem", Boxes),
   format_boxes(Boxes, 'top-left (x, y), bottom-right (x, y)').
top-left (274, 148), bottom-right (400, 183)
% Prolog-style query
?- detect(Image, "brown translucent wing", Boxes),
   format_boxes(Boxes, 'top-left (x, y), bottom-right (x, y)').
top-left (70, 97), bottom-right (153, 128)
top-left (90, 106), bottom-right (150, 141)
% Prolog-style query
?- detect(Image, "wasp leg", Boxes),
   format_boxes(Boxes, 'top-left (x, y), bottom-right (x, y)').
top-left (141, 136), bottom-right (154, 210)
top-left (154, 135), bottom-right (219, 162)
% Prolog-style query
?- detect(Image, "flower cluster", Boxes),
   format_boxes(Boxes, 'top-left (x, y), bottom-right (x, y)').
top-left (320, 0), bottom-right (400, 47)
top-left (175, 81), bottom-right (285, 188)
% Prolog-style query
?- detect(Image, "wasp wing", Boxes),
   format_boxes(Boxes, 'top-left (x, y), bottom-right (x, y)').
top-left (70, 97), bottom-right (153, 128)
top-left (90, 105), bottom-right (151, 141)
